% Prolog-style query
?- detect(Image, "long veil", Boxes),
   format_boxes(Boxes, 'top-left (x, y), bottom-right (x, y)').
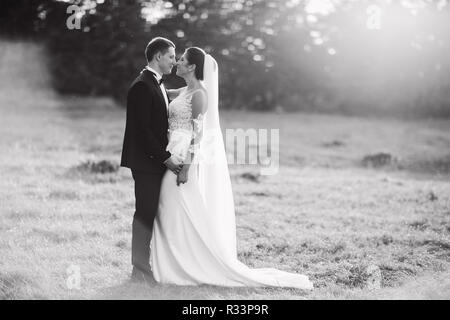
top-left (198, 54), bottom-right (237, 261)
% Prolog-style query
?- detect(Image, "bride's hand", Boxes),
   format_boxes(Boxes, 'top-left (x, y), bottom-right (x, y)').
top-left (176, 167), bottom-right (188, 186)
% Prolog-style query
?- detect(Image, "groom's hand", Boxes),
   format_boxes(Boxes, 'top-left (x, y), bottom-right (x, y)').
top-left (164, 156), bottom-right (183, 174)
top-left (176, 169), bottom-right (188, 186)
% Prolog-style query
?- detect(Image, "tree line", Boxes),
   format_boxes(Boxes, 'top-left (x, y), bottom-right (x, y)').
top-left (1, 0), bottom-right (449, 117)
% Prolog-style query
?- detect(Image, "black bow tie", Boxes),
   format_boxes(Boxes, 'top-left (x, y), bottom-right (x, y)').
top-left (158, 78), bottom-right (164, 85)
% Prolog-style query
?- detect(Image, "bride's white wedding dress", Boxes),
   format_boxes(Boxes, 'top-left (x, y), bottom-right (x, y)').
top-left (149, 56), bottom-right (313, 290)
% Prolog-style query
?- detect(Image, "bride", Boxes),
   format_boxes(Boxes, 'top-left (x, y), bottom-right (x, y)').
top-left (150, 47), bottom-right (313, 290)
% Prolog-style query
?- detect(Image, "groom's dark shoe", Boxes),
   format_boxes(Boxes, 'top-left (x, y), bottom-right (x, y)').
top-left (130, 267), bottom-right (157, 286)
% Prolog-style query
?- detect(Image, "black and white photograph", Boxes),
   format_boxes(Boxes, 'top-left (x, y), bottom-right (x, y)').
top-left (0, 0), bottom-right (449, 303)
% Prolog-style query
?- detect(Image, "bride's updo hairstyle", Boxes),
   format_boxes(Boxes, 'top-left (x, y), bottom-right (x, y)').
top-left (185, 47), bottom-right (206, 80)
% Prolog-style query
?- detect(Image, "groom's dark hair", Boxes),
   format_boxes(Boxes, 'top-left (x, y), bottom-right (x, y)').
top-left (145, 37), bottom-right (175, 62)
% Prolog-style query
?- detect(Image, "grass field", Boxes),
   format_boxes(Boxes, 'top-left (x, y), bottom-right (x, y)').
top-left (0, 41), bottom-right (449, 300)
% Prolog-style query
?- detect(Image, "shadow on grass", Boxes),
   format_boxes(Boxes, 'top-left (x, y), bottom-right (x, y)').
top-left (60, 160), bottom-right (130, 185)
top-left (94, 279), bottom-right (304, 300)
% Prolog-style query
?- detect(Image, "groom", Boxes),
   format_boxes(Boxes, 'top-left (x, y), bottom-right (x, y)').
top-left (120, 37), bottom-right (182, 284)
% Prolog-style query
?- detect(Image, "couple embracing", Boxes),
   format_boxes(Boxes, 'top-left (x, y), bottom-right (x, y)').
top-left (120, 37), bottom-right (313, 290)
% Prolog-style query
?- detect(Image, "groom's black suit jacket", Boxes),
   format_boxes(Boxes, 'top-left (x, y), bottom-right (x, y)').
top-left (121, 69), bottom-right (171, 174)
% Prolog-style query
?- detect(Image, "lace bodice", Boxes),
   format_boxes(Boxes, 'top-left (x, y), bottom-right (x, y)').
top-left (166, 88), bottom-right (205, 162)
top-left (168, 88), bottom-right (195, 132)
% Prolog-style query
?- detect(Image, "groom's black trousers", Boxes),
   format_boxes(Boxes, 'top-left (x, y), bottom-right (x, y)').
top-left (131, 170), bottom-right (164, 274)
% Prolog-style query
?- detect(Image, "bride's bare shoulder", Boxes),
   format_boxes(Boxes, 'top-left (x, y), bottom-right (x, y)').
top-left (195, 84), bottom-right (207, 98)
top-left (167, 86), bottom-right (186, 99)
top-left (191, 88), bottom-right (208, 114)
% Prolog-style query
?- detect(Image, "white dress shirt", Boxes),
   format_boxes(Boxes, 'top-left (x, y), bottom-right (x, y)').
top-left (145, 66), bottom-right (169, 110)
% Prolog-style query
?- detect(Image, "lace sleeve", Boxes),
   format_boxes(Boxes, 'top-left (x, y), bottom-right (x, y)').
top-left (188, 113), bottom-right (204, 154)
top-left (187, 90), bottom-right (207, 157)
